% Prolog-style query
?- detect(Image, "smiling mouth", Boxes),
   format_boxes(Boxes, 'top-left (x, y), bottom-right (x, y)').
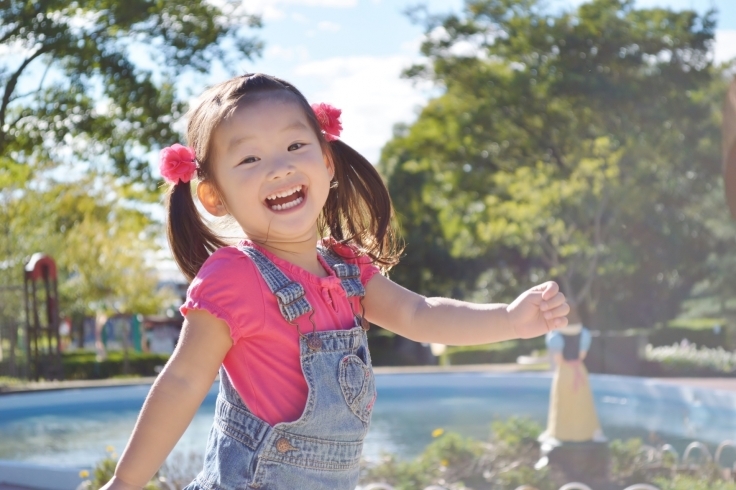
top-left (265, 185), bottom-right (305, 211)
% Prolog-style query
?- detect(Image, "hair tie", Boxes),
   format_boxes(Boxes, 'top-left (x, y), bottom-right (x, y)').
top-left (311, 103), bottom-right (342, 142)
top-left (160, 143), bottom-right (197, 184)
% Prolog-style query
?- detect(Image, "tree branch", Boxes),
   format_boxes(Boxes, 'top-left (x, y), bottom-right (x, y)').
top-left (538, 232), bottom-right (558, 267)
top-left (548, 144), bottom-right (567, 169)
top-left (575, 189), bottom-right (609, 305)
top-left (0, 23), bottom-right (21, 46)
top-left (8, 57), bottom-right (52, 104)
top-left (0, 46), bottom-right (48, 149)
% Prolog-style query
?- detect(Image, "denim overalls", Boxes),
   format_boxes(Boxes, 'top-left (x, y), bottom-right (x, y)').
top-left (185, 245), bottom-right (376, 490)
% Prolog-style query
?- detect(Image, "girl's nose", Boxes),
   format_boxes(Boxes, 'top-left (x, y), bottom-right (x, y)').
top-left (267, 158), bottom-right (296, 180)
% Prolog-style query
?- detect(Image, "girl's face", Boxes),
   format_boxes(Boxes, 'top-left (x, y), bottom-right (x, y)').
top-left (201, 95), bottom-right (333, 244)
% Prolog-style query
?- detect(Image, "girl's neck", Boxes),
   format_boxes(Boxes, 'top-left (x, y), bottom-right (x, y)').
top-left (250, 230), bottom-right (328, 278)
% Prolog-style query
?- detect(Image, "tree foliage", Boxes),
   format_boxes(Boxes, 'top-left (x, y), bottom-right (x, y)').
top-left (1, 0), bottom-right (261, 186)
top-left (382, 0), bottom-right (731, 329)
top-left (0, 0), bottom-right (261, 323)
top-left (0, 175), bottom-right (171, 322)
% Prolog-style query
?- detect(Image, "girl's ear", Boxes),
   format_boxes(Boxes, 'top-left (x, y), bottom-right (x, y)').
top-left (197, 181), bottom-right (228, 217)
top-left (324, 153), bottom-right (335, 180)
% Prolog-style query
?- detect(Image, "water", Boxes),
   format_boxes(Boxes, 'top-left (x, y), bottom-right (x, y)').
top-left (2, 372), bottom-right (736, 470)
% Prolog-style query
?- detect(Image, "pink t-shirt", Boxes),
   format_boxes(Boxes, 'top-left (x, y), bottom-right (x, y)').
top-left (180, 239), bottom-right (380, 426)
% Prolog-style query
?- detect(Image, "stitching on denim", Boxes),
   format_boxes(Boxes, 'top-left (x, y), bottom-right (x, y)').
top-left (260, 454), bottom-right (361, 472)
top-left (317, 247), bottom-right (366, 298)
top-left (215, 398), bottom-right (263, 450)
top-left (239, 246), bottom-right (313, 322)
top-left (275, 352), bottom-right (315, 429)
top-left (214, 415), bottom-right (261, 450)
top-left (273, 282), bottom-right (305, 305)
top-left (271, 428), bottom-right (365, 448)
top-left (338, 355), bottom-right (372, 423)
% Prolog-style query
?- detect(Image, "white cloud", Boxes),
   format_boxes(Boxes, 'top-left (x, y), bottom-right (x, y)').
top-left (317, 21), bottom-right (341, 31)
top-left (715, 30), bottom-right (736, 65)
top-left (295, 55), bottom-right (435, 163)
top-left (291, 12), bottom-right (310, 23)
top-left (240, 0), bottom-right (357, 19)
top-left (265, 44), bottom-right (310, 62)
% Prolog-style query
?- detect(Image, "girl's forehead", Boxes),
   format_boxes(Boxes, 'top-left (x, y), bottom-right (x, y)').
top-left (211, 94), bottom-right (314, 154)
top-left (222, 94), bottom-right (309, 131)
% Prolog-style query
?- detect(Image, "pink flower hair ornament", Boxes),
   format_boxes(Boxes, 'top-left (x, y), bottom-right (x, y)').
top-left (159, 143), bottom-right (197, 185)
top-left (311, 103), bottom-right (342, 142)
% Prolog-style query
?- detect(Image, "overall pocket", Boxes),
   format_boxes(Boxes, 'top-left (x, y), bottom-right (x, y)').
top-left (338, 354), bottom-right (377, 423)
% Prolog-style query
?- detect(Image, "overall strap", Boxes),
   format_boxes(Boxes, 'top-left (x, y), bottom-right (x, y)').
top-left (238, 246), bottom-right (313, 323)
top-left (317, 246), bottom-right (366, 298)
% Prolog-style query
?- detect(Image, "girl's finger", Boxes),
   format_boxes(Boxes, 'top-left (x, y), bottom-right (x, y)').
top-left (551, 316), bottom-right (569, 329)
top-left (543, 302), bottom-right (570, 320)
top-left (541, 281), bottom-right (559, 301)
top-left (541, 292), bottom-right (567, 311)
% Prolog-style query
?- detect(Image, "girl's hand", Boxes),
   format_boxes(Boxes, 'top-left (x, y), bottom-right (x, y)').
top-left (506, 281), bottom-right (569, 339)
top-left (98, 476), bottom-right (143, 490)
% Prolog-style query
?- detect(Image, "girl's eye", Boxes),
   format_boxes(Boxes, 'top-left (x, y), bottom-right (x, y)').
top-left (239, 156), bottom-right (259, 165)
top-left (288, 143), bottom-right (305, 151)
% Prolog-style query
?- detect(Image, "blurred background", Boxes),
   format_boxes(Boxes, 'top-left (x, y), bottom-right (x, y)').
top-left (1, 0), bottom-right (736, 380)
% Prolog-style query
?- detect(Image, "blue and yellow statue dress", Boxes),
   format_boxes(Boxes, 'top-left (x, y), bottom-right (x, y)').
top-left (539, 324), bottom-right (605, 444)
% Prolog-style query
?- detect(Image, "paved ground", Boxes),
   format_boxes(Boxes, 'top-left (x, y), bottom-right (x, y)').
top-left (655, 376), bottom-right (736, 393)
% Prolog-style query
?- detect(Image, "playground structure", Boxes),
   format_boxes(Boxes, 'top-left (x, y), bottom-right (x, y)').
top-left (22, 253), bottom-right (62, 380)
top-left (0, 251), bottom-right (189, 380)
top-left (0, 253), bottom-right (63, 380)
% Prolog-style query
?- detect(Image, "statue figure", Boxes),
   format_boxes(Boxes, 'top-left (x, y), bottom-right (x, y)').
top-left (536, 309), bottom-right (608, 485)
top-left (539, 320), bottom-right (605, 444)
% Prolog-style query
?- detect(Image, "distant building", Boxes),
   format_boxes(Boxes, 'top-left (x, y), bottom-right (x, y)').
top-left (142, 314), bottom-right (183, 354)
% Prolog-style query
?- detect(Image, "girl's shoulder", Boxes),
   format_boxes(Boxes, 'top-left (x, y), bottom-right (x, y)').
top-left (196, 244), bottom-right (256, 279)
top-left (183, 244), bottom-right (266, 341)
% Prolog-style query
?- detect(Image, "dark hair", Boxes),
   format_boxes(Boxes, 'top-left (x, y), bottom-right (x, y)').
top-left (165, 73), bottom-right (403, 282)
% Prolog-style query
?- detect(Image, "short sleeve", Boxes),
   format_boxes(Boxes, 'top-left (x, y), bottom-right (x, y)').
top-left (546, 330), bottom-right (564, 353)
top-left (325, 240), bottom-right (381, 287)
top-left (180, 247), bottom-right (265, 343)
top-left (580, 327), bottom-right (592, 352)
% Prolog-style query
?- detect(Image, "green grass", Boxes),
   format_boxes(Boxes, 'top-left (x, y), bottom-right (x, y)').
top-left (0, 375), bottom-right (23, 387)
top-left (667, 317), bottom-right (727, 330)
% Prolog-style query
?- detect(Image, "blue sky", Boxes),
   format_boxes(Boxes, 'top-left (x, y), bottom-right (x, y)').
top-left (213, 0), bottom-right (736, 164)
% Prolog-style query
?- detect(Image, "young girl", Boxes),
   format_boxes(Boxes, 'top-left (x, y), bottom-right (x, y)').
top-left (102, 73), bottom-right (569, 490)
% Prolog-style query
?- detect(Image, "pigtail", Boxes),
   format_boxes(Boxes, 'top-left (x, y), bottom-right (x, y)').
top-left (321, 140), bottom-right (403, 272)
top-left (166, 181), bottom-right (227, 282)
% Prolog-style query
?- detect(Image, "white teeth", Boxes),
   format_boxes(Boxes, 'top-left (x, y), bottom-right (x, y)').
top-left (266, 185), bottom-right (302, 201)
top-left (271, 196), bottom-right (303, 211)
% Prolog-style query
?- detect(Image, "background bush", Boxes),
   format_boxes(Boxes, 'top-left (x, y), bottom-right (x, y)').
top-left (62, 351), bottom-right (169, 380)
top-left (443, 338), bottom-right (547, 365)
top-left (645, 343), bottom-right (736, 376)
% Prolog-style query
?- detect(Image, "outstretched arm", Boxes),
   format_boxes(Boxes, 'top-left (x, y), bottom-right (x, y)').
top-left (102, 309), bottom-right (232, 490)
top-left (363, 274), bottom-right (568, 345)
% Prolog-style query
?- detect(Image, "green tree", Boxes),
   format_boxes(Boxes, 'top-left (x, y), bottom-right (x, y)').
top-left (382, 0), bottom-right (729, 329)
top-left (1, 0), bottom-right (261, 185)
top-left (0, 0), bottom-right (261, 311)
top-left (0, 1), bottom-right (261, 355)
top-left (0, 174), bottom-right (171, 322)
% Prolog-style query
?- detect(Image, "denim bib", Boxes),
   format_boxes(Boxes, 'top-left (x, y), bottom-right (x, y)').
top-left (184, 245), bottom-right (376, 490)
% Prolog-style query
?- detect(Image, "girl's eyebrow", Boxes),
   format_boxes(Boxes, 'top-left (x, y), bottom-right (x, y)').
top-left (227, 120), bottom-right (310, 150)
